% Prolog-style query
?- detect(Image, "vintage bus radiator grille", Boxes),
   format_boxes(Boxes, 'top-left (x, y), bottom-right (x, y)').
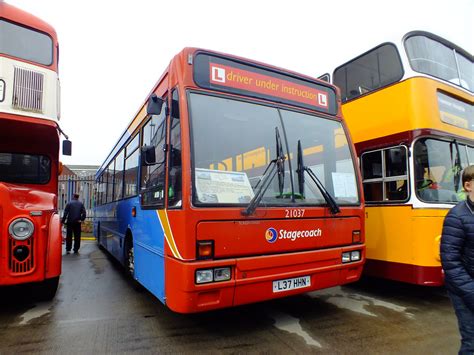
top-left (9, 238), bottom-right (34, 273)
top-left (12, 67), bottom-right (44, 113)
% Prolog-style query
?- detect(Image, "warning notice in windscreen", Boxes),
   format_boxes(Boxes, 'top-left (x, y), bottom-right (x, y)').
top-left (193, 53), bottom-right (337, 114)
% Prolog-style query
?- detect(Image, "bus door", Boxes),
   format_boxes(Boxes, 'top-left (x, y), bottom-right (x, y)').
top-left (167, 89), bottom-right (182, 209)
top-left (135, 92), bottom-right (168, 301)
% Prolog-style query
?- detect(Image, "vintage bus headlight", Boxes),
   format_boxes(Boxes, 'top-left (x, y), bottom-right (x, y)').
top-left (9, 218), bottom-right (34, 240)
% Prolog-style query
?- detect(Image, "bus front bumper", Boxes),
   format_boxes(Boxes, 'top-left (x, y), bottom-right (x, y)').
top-left (165, 245), bottom-right (365, 313)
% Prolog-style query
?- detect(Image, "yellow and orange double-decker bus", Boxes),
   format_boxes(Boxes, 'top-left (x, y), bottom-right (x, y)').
top-left (329, 31), bottom-right (473, 286)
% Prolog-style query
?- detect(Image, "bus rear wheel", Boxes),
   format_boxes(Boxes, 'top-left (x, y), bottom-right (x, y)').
top-left (35, 277), bottom-right (59, 301)
top-left (97, 224), bottom-right (105, 251)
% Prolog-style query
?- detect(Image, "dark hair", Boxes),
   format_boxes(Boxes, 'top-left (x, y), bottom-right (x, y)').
top-left (73, 193), bottom-right (80, 199)
top-left (462, 165), bottom-right (474, 186)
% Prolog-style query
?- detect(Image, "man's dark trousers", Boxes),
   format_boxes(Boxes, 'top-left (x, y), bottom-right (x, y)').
top-left (66, 222), bottom-right (81, 252)
top-left (448, 290), bottom-right (474, 354)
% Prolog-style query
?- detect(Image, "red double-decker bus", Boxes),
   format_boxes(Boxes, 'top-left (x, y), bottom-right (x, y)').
top-left (0, 2), bottom-right (71, 300)
top-left (94, 48), bottom-right (365, 313)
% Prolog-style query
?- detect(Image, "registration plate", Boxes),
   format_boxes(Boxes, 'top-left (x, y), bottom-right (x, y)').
top-left (272, 276), bottom-right (311, 293)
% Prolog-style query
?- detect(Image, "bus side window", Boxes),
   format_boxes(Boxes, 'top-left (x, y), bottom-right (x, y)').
top-left (141, 98), bottom-right (168, 207)
top-left (361, 146), bottom-right (408, 202)
top-left (168, 89), bottom-right (182, 208)
top-left (124, 135), bottom-right (139, 198)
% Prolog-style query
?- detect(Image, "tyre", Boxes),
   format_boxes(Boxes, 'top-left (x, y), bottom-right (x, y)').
top-left (124, 236), bottom-right (142, 291)
top-left (124, 237), bottom-right (135, 278)
top-left (97, 224), bottom-right (105, 251)
top-left (35, 277), bottom-right (59, 301)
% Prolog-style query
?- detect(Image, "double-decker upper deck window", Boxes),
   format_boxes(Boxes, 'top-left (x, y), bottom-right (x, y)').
top-left (361, 146), bottom-right (408, 202)
top-left (0, 20), bottom-right (53, 66)
top-left (405, 35), bottom-right (473, 92)
top-left (333, 44), bottom-right (403, 102)
top-left (0, 152), bottom-right (50, 184)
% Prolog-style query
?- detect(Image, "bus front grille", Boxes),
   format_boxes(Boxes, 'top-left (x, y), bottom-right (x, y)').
top-left (12, 67), bottom-right (44, 113)
top-left (9, 237), bottom-right (34, 274)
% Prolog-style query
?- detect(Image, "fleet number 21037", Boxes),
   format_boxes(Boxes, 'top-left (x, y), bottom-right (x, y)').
top-left (285, 209), bottom-right (305, 218)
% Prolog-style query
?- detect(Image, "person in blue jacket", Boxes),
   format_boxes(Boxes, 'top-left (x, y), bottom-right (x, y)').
top-left (61, 193), bottom-right (86, 254)
top-left (441, 165), bottom-right (474, 354)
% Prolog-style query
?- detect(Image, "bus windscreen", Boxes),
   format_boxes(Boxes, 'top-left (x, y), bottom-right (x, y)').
top-left (193, 53), bottom-right (337, 115)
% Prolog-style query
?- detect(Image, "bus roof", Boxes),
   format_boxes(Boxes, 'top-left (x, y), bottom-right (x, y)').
top-left (0, 2), bottom-right (58, 41)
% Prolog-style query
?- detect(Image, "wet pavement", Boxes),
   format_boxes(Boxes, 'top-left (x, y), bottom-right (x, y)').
top-left (0, 241), bottom-right (460, 354)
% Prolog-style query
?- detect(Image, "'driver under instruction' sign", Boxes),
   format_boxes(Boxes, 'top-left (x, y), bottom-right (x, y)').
top-left (193, 53), bottom-right (337, 115)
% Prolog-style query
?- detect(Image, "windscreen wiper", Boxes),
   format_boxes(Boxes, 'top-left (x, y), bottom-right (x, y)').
top-left (296, 140), bottom-right (305, 198)
top-left (296, 140), bottom-right (340, 214)
top-left (242, 127), bottom-right (285, 216)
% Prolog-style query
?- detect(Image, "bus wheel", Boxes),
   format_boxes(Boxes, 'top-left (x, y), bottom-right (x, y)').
top-left (125, 236), bottom-right (135, 278)
top-left (35, 277), bottom-right (59, 301)
top-left (97, 224), bottom-right (105, 251)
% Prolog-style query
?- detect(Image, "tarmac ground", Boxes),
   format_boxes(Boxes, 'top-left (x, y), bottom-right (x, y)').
top-left (0, 241), bottom-right (461, 354)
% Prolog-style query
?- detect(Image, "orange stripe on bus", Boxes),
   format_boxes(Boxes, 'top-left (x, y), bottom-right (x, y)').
top-left (157, 210), bottom-right (183, 260)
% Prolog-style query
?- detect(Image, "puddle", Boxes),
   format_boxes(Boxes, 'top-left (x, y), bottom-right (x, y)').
top-left (269, 310), bottom-right (322, 348)
top-left (309, 287), bottom-right (414, 319)
top-left (19, 303), bottom-right (51, 325)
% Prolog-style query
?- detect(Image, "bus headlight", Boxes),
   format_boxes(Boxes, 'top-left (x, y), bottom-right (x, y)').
top-left (342, 250), bottom-right (362, 263)
top-left (350, 250), bottom-right (361, 261)
top-left (196, 269), bottom-right (213, 284)
top-left (342, 252), bottom-right (351, 263)
top-left (214, 267), bottom-right (231, 282)
top-left (8, 218), bottom-right (34, 240)
top-left (195, 267), bottom-right (232, 284)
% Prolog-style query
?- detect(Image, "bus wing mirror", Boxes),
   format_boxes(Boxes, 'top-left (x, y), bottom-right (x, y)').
top-left (147, 94), bottom-right (164, 115)
top-left (62, 140), bottom-right (72, 156)
top-left (141, 145), bottom-right (156, 166)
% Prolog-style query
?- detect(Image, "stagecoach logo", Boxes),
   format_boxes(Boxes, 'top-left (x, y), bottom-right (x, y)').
top-left (265, 227), bottom-right (323, 243)
top-left (211, 66), bottom-right (226, 83)
top-left (265, 228), bottom-right (278, 243)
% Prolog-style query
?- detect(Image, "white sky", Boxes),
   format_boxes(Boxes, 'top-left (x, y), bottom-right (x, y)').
top-left (7, 0), bottom-right (474, 165)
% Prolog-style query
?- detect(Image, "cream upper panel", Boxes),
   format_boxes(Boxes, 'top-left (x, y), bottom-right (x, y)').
top-left (0, 56), bottom-right (59, 122)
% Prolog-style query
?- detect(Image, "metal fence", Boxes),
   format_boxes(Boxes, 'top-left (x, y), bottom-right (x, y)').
top-left (58, 175), bottom-right (95, 220)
